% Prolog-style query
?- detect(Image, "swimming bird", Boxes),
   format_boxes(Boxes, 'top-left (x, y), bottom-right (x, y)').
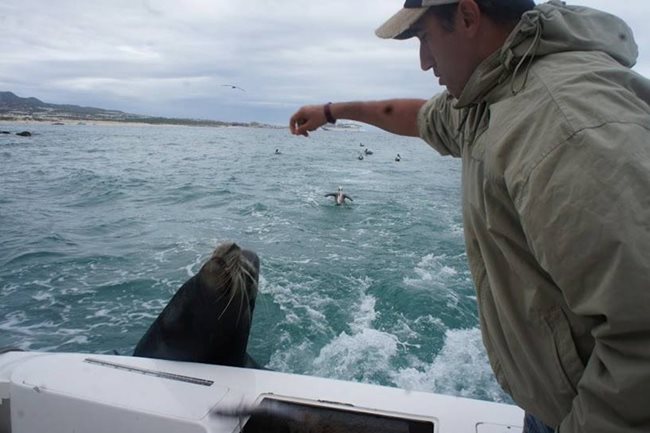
top-left (325, 186), bottom-right (353, 205)
top-left (395, 153), bottom-right (401, 162)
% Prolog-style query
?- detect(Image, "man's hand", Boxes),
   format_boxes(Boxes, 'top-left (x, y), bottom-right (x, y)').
top-left (289, 104), bottom-right (327, 137)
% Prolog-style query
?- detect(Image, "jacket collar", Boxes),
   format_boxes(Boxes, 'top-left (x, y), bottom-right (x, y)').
top-left (453, 0), bottom-right (638, 109)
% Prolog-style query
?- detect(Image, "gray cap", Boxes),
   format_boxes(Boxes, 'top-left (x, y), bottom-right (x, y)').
top-left (375, 0), bottom-right (460, 39)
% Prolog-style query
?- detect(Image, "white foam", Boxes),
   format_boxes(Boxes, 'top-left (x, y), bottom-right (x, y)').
top-left (308, 281), bottom-right (405, 383)
top-left (31, 290), bottom-right (54, 302)
top-left (264, 277), bottom-right (331, 335)
top-left (312, 328), bottom-right (399, 382)
top-left (403, 253), bottom-right (460, 291)
top-left (349, 293), bottom-right (377, 333)
top-left (89, 308), bottom-right (112, 318)
top-left (0, 311), bottom-right (28, 331)
top-left (179, 249), bottom-right (207, 277)
top-left (267, 338), bottom-right (316, 372)
top-left (63, 335), bottom-right (89, 345)
top-left (391, 327), bottom-right (510, 403)
top-left (264, 274), bottom-right (393, 380)
top-left (32, 278), bottom-right (54, 289)
top-left (0, 283), bottom-right (19, 297)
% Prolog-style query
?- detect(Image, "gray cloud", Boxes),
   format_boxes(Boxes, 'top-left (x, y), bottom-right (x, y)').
top-left (1, 0), bottom-right (648, 124)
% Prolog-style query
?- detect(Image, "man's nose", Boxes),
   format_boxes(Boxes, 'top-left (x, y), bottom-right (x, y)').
top-left (419, 41), bottom-right (434, 71)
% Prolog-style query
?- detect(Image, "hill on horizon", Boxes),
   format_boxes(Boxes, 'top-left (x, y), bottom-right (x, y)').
top-left (0, 91), bottom-right (275, 128)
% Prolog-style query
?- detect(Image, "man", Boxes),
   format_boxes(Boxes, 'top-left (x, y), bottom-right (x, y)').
top-left (289, 1), bottom-right (650, 432)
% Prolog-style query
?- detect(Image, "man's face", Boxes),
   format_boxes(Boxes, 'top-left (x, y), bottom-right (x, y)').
top-left (413, 9), bottom-right (481, 98)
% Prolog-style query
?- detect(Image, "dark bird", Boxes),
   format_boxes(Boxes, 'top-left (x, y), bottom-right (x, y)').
top-left (221, 84), bottom-right (246, 92)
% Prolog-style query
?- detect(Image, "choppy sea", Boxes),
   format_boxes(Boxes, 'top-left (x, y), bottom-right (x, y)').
top-left (0, 122), bottom-right (508, 403)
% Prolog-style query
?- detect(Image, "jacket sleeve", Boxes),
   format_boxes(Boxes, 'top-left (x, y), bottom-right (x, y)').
top-left (514, 122), bottom-right (650, 433)
top-left (417, 92), bottom-right (464, 157)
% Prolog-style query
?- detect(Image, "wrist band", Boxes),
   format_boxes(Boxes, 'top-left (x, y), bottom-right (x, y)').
top-left (324, 102), bottom-right (336, 124)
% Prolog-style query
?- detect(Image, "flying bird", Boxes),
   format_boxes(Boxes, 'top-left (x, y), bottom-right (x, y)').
top-left (221, 84), bottom-right (246, 92)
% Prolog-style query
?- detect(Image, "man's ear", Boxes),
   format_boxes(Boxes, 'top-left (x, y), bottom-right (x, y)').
top-left (457, 0), bottom-right (481, 37)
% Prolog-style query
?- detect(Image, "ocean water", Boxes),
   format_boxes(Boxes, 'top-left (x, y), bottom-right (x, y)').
top-left (0, 122), bottom-right (508, 403)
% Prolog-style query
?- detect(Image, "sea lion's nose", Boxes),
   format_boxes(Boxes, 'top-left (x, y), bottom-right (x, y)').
top-left (241, 249), bottom-right (260, 275)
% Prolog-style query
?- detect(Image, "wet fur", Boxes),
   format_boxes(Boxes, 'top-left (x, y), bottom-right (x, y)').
top-left (133, 242), bottom-right (260, 367)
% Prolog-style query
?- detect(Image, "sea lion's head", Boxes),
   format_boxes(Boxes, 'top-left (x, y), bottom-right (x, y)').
top-left (200, 241), bottom-right (260, 319)
top-left (133, 241), bottom-right (262, 365)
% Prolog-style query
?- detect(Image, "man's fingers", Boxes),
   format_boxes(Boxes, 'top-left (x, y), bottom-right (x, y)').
top-left (289, 106), bottom-right (323, 137)
top-left (289, 114), bottom-right (299, 134)
top-left (292, 117), bottom-right (311, 136)
top-left (289, 111), bottom-right (309, 136)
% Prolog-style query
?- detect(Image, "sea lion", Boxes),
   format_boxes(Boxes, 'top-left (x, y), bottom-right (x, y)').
top-left (133, 241), bottom-right (261, 368)
top-left (325, 186), bottom-right (353, 205)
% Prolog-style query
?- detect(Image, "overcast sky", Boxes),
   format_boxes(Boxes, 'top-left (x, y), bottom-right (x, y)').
top-left (2, 1), bottom-right (649, 124)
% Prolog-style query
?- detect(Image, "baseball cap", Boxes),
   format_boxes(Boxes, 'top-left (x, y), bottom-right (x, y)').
top-left (375, 0), bottom-right (460, 40)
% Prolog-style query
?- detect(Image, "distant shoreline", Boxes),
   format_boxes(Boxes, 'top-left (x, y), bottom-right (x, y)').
top-left (0, 91), bottom-right (283, 130)
top-left (0, 115), bottom-right (283, 129)
top-left (0, 118), bottom-right (168, 128)
top-left (0, 118), bottom-right (282, 129)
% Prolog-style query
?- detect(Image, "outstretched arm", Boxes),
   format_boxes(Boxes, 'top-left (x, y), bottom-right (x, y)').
top-left (289, 99), bottom-right (426, 137)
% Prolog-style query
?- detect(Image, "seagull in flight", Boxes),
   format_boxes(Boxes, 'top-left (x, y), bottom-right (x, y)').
top-left (221, 84), bottom-right (246, 92)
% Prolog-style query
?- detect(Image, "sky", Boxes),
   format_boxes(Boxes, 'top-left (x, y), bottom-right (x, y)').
top-left (2, 1), bottom-right (649, 125)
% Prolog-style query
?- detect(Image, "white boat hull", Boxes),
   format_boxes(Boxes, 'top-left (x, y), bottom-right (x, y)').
top-left (0, 350), bottom-right (523, 433)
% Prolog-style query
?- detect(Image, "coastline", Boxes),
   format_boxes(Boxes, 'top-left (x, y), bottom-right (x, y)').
top-left (1, 119), bottom-right (163, 128)
top-left (0, 118), bottom-right (283, 129)
top-left (0, 92), bottom-right (283, 129)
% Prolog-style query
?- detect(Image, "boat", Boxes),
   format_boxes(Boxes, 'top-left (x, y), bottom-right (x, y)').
top-left (0, 348), bottom-right (523, 433)
top-left (320, 122), bottom-right (363, 132)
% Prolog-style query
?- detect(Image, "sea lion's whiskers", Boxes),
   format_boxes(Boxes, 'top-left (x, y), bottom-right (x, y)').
top-left (213, 243), bottom-right (258, 324)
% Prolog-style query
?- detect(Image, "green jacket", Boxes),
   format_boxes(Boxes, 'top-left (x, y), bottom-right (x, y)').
top-left (417, 1), bottom-right (650, 431)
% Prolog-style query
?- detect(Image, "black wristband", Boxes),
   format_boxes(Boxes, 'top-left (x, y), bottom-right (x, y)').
top-left (324, 102), bottom-right (336, 124)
